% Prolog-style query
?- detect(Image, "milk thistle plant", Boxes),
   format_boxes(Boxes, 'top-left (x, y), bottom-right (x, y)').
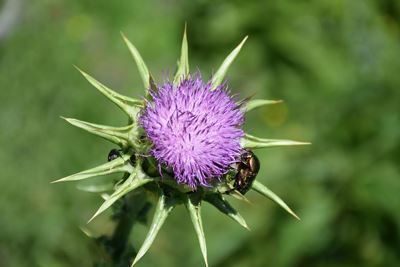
top-left (55, 27), bottom-right (309, 266)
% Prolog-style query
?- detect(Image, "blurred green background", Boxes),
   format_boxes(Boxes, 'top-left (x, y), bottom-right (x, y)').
top-left (1, 0), bottom-right (399, 266)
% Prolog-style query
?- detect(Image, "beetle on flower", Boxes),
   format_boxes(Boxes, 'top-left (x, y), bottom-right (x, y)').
top-left (54, 26), bottom-right (310, 267)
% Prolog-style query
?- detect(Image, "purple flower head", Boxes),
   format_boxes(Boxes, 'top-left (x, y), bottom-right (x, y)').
top-left (139, 76), bottom-right (244, 188)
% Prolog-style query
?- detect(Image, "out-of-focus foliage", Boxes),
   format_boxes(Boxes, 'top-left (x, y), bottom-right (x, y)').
top-left (0, 0), bottom-right (399, 266)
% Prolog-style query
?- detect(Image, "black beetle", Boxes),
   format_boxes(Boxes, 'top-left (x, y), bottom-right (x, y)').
top-left (233, 149), bottom-right (260, 195)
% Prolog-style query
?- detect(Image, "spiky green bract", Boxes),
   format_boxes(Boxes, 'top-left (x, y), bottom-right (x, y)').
top-left (57, 27), bottom-right (309, 267)
top-left (88, 159), bottom-right (153, 223)
top-left (185, 193), bottom-right (208, 267)
top-left (242, 99), bottom-right (283, 113)
top-left (52, 154), bottom-right (133, 183)
top-left (173, 24), bottom-right (189, 85)
top-left (121, 32), bottom-right (150, 90)
top-left (241, 133), bottom-right (311, 149)
top-left (252, 180), bottom-right (300, 220)
top-left (131, 190), bottom-right (177, 267)
top-left (204, 193), bottom-right (249, 230)
top-left (211, 36), bottom-right (248, 90)
top-left (75, 67), bottom-right (143, 114)
top-left (61, 117), bottom-right (134, 149)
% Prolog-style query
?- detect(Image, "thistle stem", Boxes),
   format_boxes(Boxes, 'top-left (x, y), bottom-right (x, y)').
top-left (102, 190), bottom-right (151, 266)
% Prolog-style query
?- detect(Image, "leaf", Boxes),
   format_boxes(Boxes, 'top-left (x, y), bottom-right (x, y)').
top-left (61, 117), bottom-right (133, 148)
top-left (75, 67), bottom-right (143, 116)
top-left (132, 192), bottom-right (176, 266)
top-left (185, 194), bottom-right (208, 267)
top-left (173, 24), bottom-right (189, 85)
top-left (211, 36), bottom-right (248, 90)
top-left (88, 171), bottom-right (152, 222)
top-left (204, 194), bottom-right (249, 230)
top-left (241, 133), bottom-right (311, 149)
top-left (251, 180), bottom-right (300, 220)
top-left (242, 99), bottom-right (283, 113)
top-left (52, 155), bottom-right (132, 183)
top-left (121, 32), bottom-right (150, 90)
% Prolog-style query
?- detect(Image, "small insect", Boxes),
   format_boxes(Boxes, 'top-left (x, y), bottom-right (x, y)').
top-left (107, 149), bottom-right (121, 162)
top-left (233, 149), bottom-right (260, 195)
top-left (129, 154), bottom-right (136, 166)
top-left (108, 149), bottom-right (137, 166)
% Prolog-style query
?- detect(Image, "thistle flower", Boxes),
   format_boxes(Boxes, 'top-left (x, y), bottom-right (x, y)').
top-left (54, 26), bottom-right (310, 267)
top-left (140, 77), bottom-right (244, 188)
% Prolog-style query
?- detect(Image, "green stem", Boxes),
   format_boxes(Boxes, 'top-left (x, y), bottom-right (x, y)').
top-left (116, 191), bottom-right (147, 261)
top-left (96, 189), bottom-right (151, 266)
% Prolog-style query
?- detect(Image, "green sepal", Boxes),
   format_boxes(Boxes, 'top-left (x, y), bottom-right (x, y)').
top-left (61, 117), bottom-right (134, 148)
top-left (241, 133), bottom-right (311, 149)
top-left (185, 194), bottom-right (208, 267)
top-left (242, 99), bottom-right (283, 113)
top-left (211, 36), bottom-right (248, 90)
top-left (88, 166), bottom-right (153, 223)
top-left (204, 194), bottom-right (249, 230)
top-left (121, 32), bottom-right (150, 90)
top-left (75, 67), bottom-right (143, 116)
top-left (173, 24), bottom-right (189, 85)
top-left (251, 180), bottom-right (300, 220)
top-left (132, 191), bottom-right (177, 266)
top-left (52, 154), bottom-right (132, 183)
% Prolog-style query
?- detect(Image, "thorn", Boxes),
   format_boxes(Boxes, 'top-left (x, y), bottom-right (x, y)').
top-left (245, 224), bottom-right (251, 231)
top-left (229, 190), bottom-right (252, 204)
top-left (73, 64), bottom-right (83, 73)
top-left (87, 212), bottom-right (98, 224)
top-left (240, 218), bottom-right (251, 231)
top-left (288, 209), bottom-right (301, 221)
top-left (132, 257), bottom-right (139, 267)
top-left (120, 31), bottom-right (130, 43)
top-left (237, 93), bottom-right (256, 108)
top-left (80, 226), bottom-right (95, 238)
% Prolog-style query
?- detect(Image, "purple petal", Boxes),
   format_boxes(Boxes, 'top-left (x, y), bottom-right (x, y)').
top-left (140, 76), bottom-right (244, 188)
